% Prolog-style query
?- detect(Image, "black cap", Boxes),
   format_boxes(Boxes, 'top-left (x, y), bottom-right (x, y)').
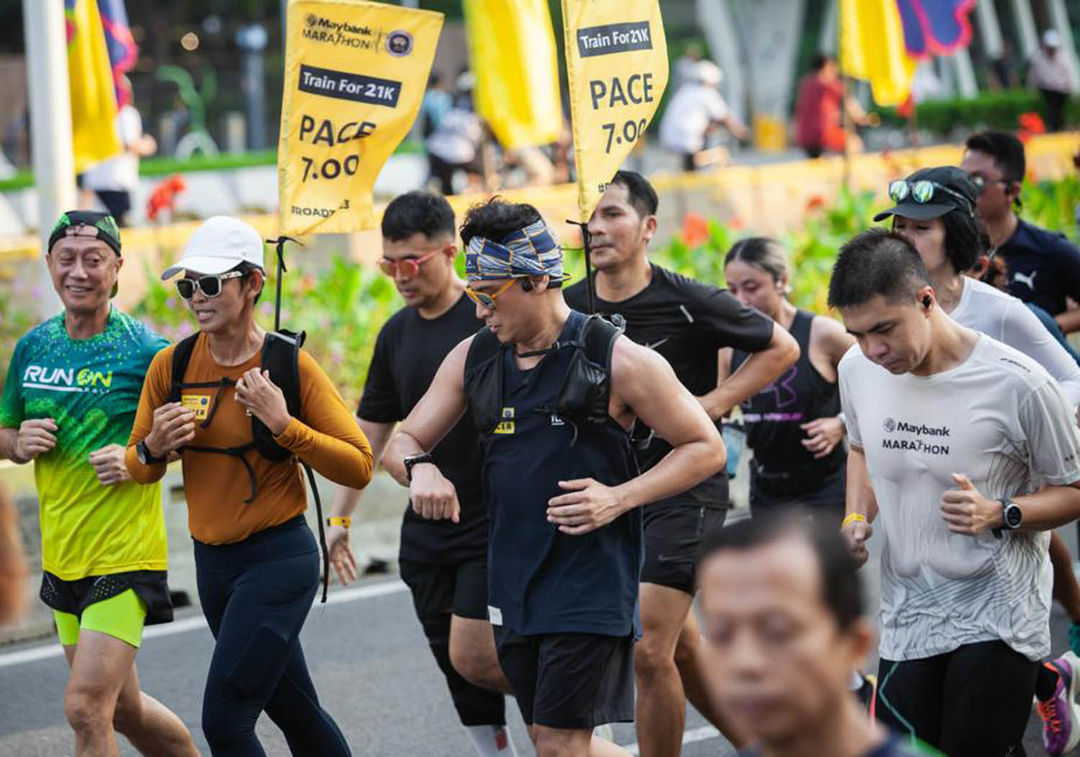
top-left (47, 210), bottom-right (122, 256)
top-left (873, 166), bottom-right (978, 222)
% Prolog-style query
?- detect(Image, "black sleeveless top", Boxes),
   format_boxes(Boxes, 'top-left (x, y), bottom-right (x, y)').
top-left (731, 310), bottom-right (845, 497)
top-left (477, 311), bottom-right (642, 637)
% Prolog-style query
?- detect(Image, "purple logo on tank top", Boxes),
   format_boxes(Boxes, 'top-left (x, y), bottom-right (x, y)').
top-left (760, 365), bottom-right (799, 409)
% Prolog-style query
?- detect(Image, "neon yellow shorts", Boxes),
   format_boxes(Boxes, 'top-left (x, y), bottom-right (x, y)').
top-left (53, 588), bottom-right (148, 648)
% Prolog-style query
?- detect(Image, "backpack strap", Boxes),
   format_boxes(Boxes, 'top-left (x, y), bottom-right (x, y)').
top-left (463, 327), bottom-right (505, 434)
top-left (167, 333), bottom-right (202, 403)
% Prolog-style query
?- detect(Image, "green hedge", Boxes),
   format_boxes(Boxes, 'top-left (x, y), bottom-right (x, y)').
top-left (870, 89), bottom-right (1080, 135)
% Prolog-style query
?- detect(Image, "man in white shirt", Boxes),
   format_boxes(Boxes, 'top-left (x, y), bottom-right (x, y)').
top-left (831, 229), bottom-right (1080, 757)
top-left (658, 61), bottom-right (747, 172)
top-left (1027, 30), bottom-right (1076, 132)
top-left (81, 101), bottom-right (156, 227)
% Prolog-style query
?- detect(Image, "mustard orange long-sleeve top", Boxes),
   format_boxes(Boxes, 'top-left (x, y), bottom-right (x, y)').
top-left (126, 334), bottom-right (373, 545)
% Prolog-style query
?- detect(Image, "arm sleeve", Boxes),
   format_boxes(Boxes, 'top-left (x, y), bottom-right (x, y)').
top-left (274, 351), bottom-right (375, 490)
top-left (696, 287), bottom-right (775, 353)
top-left (357, 325), bottom-right (402, 423)
top-left (837, 354), bottom-right (862, 448)
top-left (1019, 379), bottom-right (1080, 487)
top-left (0, 339), bottom-right (25, 429)
top-left (1002, 299), bottom-right (1080, 409)
top-left (124, 346), bottom-right (173, 483)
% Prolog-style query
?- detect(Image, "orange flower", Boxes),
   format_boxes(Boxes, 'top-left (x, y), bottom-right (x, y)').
top-left (681, 212), bottom-right (709, 247)
top-left (805, 194), bottom-right (827, 214)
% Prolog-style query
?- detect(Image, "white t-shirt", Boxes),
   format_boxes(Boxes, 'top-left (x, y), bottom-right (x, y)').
top-left (81, 105), bottom-right (142, 192)
top-left (659, 83), bottom-right (728, 154)
top-left (425, 108), bottom-right (483, 165)
top-left (839, 335), bottom-right (1080, 662)
top-left (951, 277), bottom-right (1080, 408)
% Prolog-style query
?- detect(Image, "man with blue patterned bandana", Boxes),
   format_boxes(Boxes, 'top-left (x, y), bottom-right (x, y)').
top-left (383, 199), bottom-right (727, 757)
top-left (0, 211), bottom-right (197, 757)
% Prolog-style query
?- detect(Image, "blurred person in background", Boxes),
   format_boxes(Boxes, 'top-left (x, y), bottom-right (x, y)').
top-left (1027, 30), bottom-right (1075, 132)
top-left (0, 483), bottom-right (28, 626)
top-left (659, 61), bottom-right (748, 172)
top-left (794, 54), bottom-right (877, 159)
top-left (426, 71), bottom-right (496, 195)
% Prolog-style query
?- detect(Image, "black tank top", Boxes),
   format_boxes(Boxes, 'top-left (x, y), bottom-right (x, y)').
top-left (478, 311), bottom-right (642, 637)
top-left (731, 310), bottom-right (844, 495)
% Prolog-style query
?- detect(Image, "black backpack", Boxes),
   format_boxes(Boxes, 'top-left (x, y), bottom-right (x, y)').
top-left (168, 326), bottom-right (331, 602)
top-left (463, 313), bottom-right (624, 444)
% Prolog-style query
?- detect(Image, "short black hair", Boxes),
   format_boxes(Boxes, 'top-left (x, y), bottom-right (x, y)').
top-left (940, 207), bottom-right (988, 273)
top-left (965, 131), bottom-right (1026, 184)
top-left (810, 52), bottom-right (834, 72)
top-left (382, 190), bottom-right (456, 243)
top-left (611, 170), bottom-right (659, 217)
top-left (828, 229), bottom-right (930, 309)
top-left (697, 513), bottom-right (864, 631)
top-left (459, 198), bottom-right (542, 247)
top-left (232, 261), bottom-right (265, 304)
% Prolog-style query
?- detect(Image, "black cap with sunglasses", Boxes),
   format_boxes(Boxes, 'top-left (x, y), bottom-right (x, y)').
top-left (874, 166), bottom-right (978, 222)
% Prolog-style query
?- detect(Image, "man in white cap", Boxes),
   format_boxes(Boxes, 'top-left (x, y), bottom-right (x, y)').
top-left (659, 59), bottom-right (748, 171)
top-left (1028, 29), bottom-right (1076, 132)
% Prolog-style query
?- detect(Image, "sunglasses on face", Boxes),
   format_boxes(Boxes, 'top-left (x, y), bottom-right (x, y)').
top-left (176, 271), bottom-right (245, 300)
top-left (464, 278), bottom-right (519, 310)
top-left (378, 247), bottom-right (444, 278)
top-left (967, 174), bottom-right (1011, 196)
top-left (888, 179), bottom-right (972, 210)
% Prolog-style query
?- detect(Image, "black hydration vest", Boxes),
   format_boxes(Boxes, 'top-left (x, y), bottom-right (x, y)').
top-left (463, 313), bottom-right (623, 443)
top-left (169, 328), bottom-right (331, 602)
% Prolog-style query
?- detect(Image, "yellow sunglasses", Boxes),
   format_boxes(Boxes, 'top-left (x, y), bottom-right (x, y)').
top-left (464, 278), bottom-right (519, 310)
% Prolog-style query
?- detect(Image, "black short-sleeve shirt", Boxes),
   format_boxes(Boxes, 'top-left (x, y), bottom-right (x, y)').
top-left (999, 218), bottom-right (1080, 316)
top-left (564, 264), bottom-right (774, 469)
top-left (359, 293), bottom-right (486, 564)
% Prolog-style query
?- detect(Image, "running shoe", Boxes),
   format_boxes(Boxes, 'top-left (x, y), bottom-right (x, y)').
top-left (1037, 653), bottom-right (1080, 755)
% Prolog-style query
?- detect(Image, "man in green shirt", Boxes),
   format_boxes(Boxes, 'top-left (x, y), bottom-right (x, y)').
top-left (0, 211), bottom-right (196, 756)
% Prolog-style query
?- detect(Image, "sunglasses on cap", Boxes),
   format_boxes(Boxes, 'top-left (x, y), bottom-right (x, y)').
top-left (464, 278), bottom-right (519, 310)
top-left (887, 179), bottom-right (973, 210)
top-left (176, 271), bottom-right (245, 300)
top-left (378, 247), bottom-right (444, 278)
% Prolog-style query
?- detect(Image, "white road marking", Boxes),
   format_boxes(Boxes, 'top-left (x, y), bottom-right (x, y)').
top-left (0, 579), bottom-right (409, 668)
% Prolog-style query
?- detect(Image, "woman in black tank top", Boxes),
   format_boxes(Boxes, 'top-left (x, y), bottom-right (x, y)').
top-left (721, 238), bottom-right (855, 526)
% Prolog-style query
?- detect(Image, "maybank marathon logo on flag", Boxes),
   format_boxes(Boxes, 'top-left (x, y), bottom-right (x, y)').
top-left (22, 365), bottom-right (113, 394)
top-left (301, 13), bottom-right (415, 56)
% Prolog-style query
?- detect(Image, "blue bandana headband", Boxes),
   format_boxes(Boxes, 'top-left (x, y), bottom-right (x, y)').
top-left (465, 220), bottom-right (566, 282)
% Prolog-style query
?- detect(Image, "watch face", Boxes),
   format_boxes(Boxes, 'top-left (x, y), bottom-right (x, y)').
top-left (1005, 504), bottom-right (1022, 529)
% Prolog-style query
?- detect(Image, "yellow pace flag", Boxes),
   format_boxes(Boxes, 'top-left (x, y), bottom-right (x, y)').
top-left (839, 0), bottom-right (917, 107)
top-left (278, 0), bottom-right (443, 235)
top-left (563, 0), bottom-right (668, 222)
top-left (463, 0), bottom-right (561, 149)
top-left (67, 0), bottom-right (122, 174)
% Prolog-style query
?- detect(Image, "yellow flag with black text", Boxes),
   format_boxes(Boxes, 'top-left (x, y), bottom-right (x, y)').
top-left (278, 0), bottom-right (443, 235)
top-left (563, 0), bottom-right (668, 222)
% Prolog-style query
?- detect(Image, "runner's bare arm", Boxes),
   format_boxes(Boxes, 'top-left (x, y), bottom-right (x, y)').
top-left (0, 420), bottom-right (58, 464)
top-left (842, 445), bottom-right (876, 566)
top-left (942, 476), bottom-right (1080, 534)
top-left (698, 322), bottom-right (799, 421)
top-left (383, 337), bottom-right (471, 487)
top-left (330, 419), bottom-right (395, 519)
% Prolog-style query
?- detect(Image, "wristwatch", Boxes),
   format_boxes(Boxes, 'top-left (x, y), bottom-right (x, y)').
top-left (403, 453), bottom-right (435, 482)
top-left (999, 498), bottom-right (1023, 530)
top-left (136, 439), bottom-right (164, 465)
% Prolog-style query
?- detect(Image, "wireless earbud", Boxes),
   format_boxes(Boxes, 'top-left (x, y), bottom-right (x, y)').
top-left (922, 295), bottom-right (932, 309)
top-left (521, 280), bottom-right (534, 292)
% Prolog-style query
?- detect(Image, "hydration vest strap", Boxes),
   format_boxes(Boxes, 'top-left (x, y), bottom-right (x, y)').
top-left (300, 461), bottom-right (330, 603)
top-left (183, 443), bottom-right (259, 503)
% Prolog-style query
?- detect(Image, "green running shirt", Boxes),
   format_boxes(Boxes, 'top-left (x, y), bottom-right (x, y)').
top-left (1, 308), bottom-right (169, 579)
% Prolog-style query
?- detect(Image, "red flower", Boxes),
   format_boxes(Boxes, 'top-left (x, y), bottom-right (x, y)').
top-left (805, 195), bottom-right (827, 214)
top-left (681, 212), bottom-right (709, 247)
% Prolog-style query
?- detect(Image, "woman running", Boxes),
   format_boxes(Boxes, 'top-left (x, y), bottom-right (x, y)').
top-left (126, 216), bottom-right (373, 756)
top-left (721, 237), bottom-right (855, 526)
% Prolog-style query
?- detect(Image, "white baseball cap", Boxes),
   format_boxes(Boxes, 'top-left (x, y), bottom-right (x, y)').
top-left (1043, 29), bottom-right (1063, 49)
top-left (694, 60), bottom-right (723, 87)
top-left (161, 216), bottom-right (265, 279)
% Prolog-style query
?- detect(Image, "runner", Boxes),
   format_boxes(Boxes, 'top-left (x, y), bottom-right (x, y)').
top-left (327, 191), bottom-right (516, 757)
top-left (960, 130), bottom-right (1080, 333)
top-left (383, 199), bottom-right (726, 757)
top-left (698, 515), bottom-right (940, 757)
top-left (832, 229), bottom-right (1080, 757)
top-left (722, 237), bottom-right (855, 526)
top-left (125, 216), bottom-right (373, 756)
top-left (874, 166), bottom-right (1080, 754)
top-left (564, 171), bottom-right (799, 756)
top-left (0, 211), bottom-right (197, 756)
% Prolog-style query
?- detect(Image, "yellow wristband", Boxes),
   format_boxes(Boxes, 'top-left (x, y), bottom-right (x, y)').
top-left (327, 517), bottom-right (351, 528)
top-left (841, 513), bottom-right (867, 528)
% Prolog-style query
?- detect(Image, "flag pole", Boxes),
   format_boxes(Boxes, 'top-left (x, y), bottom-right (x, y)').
top-left (23, 0), bottom-right (73, 317)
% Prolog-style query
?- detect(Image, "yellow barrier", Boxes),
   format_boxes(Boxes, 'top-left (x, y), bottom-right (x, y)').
top-left (3, 131), bottom-right (1077, 267)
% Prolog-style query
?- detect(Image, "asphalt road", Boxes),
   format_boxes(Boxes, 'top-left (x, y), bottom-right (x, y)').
top-left (0, 530), bottom-right (1075, 756)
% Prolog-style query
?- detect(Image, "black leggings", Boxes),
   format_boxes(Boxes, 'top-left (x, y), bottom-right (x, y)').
top-left (877, 640), bottom-right (1038, 757)
top-left (194, 516), bottom-right (350, 757)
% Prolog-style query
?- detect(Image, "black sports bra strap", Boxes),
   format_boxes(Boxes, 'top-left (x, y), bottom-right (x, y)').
top-left (183, 443), bottom-right (258, 503)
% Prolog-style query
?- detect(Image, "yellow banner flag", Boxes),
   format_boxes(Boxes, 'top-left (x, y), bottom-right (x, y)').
top-left (278, 0), bottom-right (443, 235)
top-left (562, 0), bottom-right (668, 222)
top-left (67, 0), bottom-right (122, 174)
top-left (464, 0), bottom-right (561, 149)
top-left (839, 0), bottom-right (916, 107)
